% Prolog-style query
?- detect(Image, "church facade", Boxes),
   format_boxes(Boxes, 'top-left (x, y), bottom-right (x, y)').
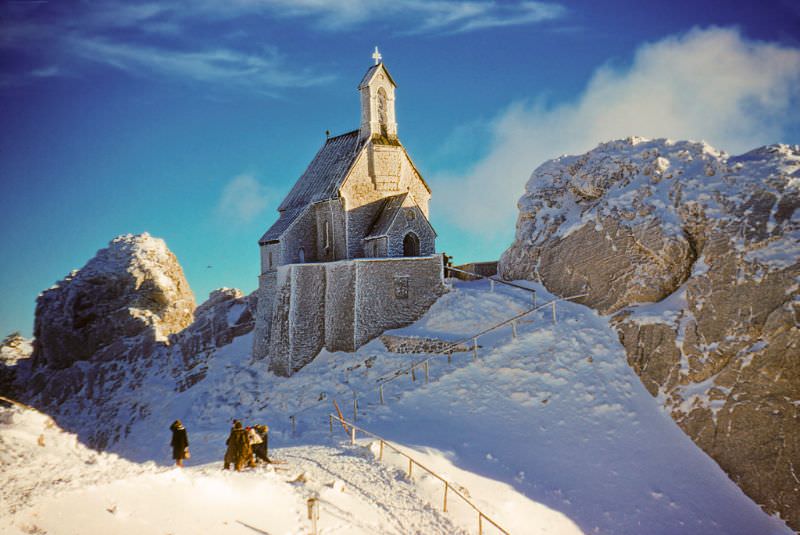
top-left (253, 54), bottom-right (446, 376)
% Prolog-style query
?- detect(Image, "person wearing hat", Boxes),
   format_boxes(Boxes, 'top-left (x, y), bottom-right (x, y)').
top-left (169, 420), bottom-right (189, 467)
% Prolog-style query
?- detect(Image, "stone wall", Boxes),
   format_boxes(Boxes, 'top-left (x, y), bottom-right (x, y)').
top-left (279, 205), bottom-right (317, 265)
top-left (353, 257), bottom-right (445, 347)
top-left (257, 255), bottom-right (446, 376)
top-left (380, 335), bottom-right (470, 354)
top-left (385, 205), bottom-right (436, 257)
top-left (314, 200), bottom-right (347, 262)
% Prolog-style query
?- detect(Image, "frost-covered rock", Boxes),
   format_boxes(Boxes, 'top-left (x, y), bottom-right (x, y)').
top-left (500, 138), bottom-right (800, 529)
top-left (32, 233), bottom-right (195, 369)
top-left (0, 332), bottom-right (33, 397)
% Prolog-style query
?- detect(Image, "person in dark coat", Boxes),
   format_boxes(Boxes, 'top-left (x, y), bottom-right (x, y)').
top-left (224, 420), bottom-right (253, 471)
top-left (170, 420), bottom-right (189, 467)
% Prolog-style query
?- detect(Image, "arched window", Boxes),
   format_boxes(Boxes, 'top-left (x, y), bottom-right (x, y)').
top-left (403, 232), bottom-right (420, 257)
top-left (298, 247), bottom-right (305, 263)
top-left (268, 251), bottom-right (273, 269)
top-left (377, 87), bottom-right (388, 136)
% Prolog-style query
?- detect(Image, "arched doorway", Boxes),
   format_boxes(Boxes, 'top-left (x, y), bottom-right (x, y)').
top-left (403, 232), bottom-right (420, 257)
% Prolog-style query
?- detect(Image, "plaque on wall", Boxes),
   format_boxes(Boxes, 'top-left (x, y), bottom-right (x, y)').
top-left (394, 276), bottom-right (409, 299)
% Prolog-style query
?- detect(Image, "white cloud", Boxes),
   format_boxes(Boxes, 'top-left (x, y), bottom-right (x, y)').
top-left (69, 38), bottom-right (330, 90)
top-left (434, 27), bottom-right (800, 238)
top-left (217, 174), bottom-right (270, 224)
top-left (189, 0), bottom-right (565, 33)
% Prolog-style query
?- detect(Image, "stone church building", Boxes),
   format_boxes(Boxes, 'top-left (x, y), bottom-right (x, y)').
top-left (253, 53), bottom-right (446, 376)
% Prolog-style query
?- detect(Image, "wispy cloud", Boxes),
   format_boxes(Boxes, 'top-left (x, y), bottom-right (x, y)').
top-left (68, 38), bottom-right (330, 90)
top-left (433, 27), bottom-right (800, 241)
top-left (217, 174), bottom-right (271, 224)
top-left (198, 0), bottom-right (566, 33)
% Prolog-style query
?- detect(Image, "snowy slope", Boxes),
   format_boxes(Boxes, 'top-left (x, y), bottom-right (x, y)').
top-left (1, 280), bottom-right (792, 534)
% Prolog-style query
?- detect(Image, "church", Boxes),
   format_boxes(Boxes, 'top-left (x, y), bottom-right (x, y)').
top-left (252, 51), bottom-right (446, 376)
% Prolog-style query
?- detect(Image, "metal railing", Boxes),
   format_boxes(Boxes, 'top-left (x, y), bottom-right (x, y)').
top-left (375, 294), bottom-right (588, 400)
top-left (445, 266), bottom-right (538, 302)
top-left (329, 413), bottom-right (510, 535)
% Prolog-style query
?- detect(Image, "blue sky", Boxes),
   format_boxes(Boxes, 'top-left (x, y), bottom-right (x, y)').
top-left (1, 0), bottom-right (799, 337)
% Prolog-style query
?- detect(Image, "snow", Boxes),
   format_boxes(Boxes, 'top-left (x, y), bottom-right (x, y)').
top-left (1, 279), bottom-right (793, 534)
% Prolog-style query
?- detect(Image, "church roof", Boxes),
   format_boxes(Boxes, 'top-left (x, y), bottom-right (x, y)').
top-left (364, 193), bottom-right (408, 239)
top-left (260, 129), bottom-right (366, 245)
top-left (364, 193), bottom-right (436, 240)
top-left (358, 63), bottom-right (397, 89)
top-left (278, 129), bottom-right (365, 212)
top-left (259, 205), bottom-right (307, 244)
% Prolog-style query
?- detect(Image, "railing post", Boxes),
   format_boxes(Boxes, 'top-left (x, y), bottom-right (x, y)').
top-left (379, 439), bottom-right (384, 461)
top-left (424, 361), bottom-right (429, 384)
top-left (490, 279), bottom-right (495, 292)
top-left (552, 300), bottom-right (557, 324)
top-left (443, 481), bottom-right (448, 512)
top-left (473, 337), bottom-right (478, 361)
top-left (329, 414), bottom-right (333, 434)
top-left (411, 365), bottom-right (416, 382)
top-left (447, 350), bottom-right (452, 364)
top-left (379, 384), bottom-right (384, 405)
top-left (290, 415), bottom-right (296, 435)
top-left (532, 291), bottom-right (536, 306)
top-left (350, 426), bottom-right (356, 445)
top-left (408, 458), bottom-right (413, 478)
top-left (478, 512), bottom-right (483, 535)
top-left (353, 398), bottom-right (358, 422)
top-left (511, 320), bottom-right (517, 339)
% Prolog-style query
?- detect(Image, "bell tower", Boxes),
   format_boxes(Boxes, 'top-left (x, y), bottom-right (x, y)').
top-left (359, 47), bottom-right (398, 142)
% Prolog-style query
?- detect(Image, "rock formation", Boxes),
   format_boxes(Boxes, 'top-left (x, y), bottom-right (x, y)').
top-left (500, 138), bottom-right (799, 529)
top-left (32, 233), bottom-right (195, 369)
top-left (14, 233), bottom-right (256, 451)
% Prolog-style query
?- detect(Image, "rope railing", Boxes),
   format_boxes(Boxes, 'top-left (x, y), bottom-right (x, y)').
top-left (328, 413), bottom-right (510, 535)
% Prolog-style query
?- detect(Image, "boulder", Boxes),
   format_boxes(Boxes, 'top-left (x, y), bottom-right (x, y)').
top-left (31, 233), bottom-right (195, 369)
top-left (500, 138), bottom-right (800, 529)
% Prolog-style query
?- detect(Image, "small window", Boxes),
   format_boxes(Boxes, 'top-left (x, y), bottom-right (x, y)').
top-left (405, 208), bottom-right (416, 221)
top-left (325, 221), bottom-right (330, 249)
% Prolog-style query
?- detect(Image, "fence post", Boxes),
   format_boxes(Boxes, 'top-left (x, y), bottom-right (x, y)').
top-left (532, 291), bottom-right (536, 306)
top-left (329, 414), bottom-right (333, 434)
top-left (307, 497), bottom-right (319, 535)
top-left (290, 415), bottom-right (296, 435)
top-left (447, 350), bottom-right (452, 364)
top-left (478, 512), bottom-right (483, 535)
top-left (411, 365), bottom-right (416, 382)
top-left (490, 279), bottom-right (495, 292)
top-left (551, 301), bottom-right (557, 324)
top-left (424, 361), bottom-right (429, 384)
top-left (379, 439), bottom-right (384, 461)
top-left (443, 481), bottom-right (448, 512)
top-left (353, 398), bottom-right (358, 422)
top-left (408, 458), bottom-right (413, 478)
top-left (350, 426), bottom-right (356, 445)
top-left (511, 320), bottom-right (517, 339)
top-left (473, 337), bottom-right (478, 361)
top-left (379, 384), bottom-right (384, 405)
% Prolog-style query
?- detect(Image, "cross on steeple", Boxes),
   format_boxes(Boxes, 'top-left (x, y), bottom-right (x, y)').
top-left (372, 46), bottom-right (382, 65)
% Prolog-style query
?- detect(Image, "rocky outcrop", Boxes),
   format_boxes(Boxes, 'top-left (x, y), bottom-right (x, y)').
top-left (32, 233), bottom-right (195, 369)
top-left (500, 138), bottom-right (799, 529)
top-left (15, 234), bottom-right (256, 451)
top-left (0, 332), bottom-right (33, 398)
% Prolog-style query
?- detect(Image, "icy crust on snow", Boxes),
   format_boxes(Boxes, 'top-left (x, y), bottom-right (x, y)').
top-left (518, 139), bottom-right (800, 271)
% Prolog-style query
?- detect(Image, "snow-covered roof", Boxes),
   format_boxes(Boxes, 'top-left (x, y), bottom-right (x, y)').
top-left (260, 130), bottom-right (366, 245)
top-left (259, 206), bottom-right (308, 244)
top-left (365, 193), bottom-right (436, 240)
top-left (278, 130), bottom-right (365, 212)
top-left (358, 63), bottom-right (397, 89)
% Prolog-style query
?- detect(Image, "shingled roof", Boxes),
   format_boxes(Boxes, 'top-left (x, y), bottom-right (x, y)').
top-left (260, 130), bottom-right (365, 244)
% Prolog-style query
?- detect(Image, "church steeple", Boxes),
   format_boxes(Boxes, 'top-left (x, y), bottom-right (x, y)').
top-left (359, 47), bottom-right (398, 142)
